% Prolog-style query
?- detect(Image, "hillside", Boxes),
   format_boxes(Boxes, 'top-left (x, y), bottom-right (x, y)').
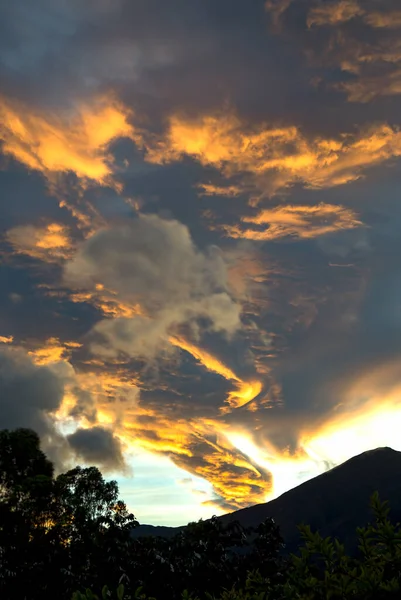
top-left (132, 447), bottom-right (401, 552)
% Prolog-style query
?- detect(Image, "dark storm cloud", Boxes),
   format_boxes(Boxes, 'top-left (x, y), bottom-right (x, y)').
top-left (2, 0), bottom-right (401, 513)
top-left (0, 0), bottom-right (355, 135)
top-left (266, 0), bottom-right (401, 111)
top-left (0, 346), bottom-right (70, 466)
top-left (0, 346), bottom-right (64, 431)
top-left (67, 426), bottom-right (125, 473)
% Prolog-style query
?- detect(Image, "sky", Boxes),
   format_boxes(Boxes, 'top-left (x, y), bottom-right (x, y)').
top-left (1, 0), bottom-right (401, 526)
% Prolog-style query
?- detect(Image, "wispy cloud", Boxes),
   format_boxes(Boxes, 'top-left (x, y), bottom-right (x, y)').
top-left (5, 223), bottom-right (74, 263)
top-left (220, 204), bottom-right (362, 241)
top-left (142, 112), bottom-right (401, 198)
top-left (0, 94), bottom-right (136, 185)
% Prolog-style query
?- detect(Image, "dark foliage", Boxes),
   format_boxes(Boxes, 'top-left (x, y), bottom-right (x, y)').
top-left (3, 428), bottom-right (401, 600)
top-left (0, 429), bottom-right (137, 600)
top-left (0, 428), bottom-right (285, 600)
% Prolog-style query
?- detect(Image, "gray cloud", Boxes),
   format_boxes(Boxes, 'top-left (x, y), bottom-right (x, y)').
top-left (67, 425), bottom-right (125, 473)
top-left (0, 347), bottom-right (64, 432)
top-left (0, 347), bottom-right (124, 474)
top-left (266, 0), bottom-right (401, 105)
top-left (0, 0), bottom-right (328, 137)
top-left (64, 213), bottom-right (241, 360)
top-left (0, 346), bottom-right (68, 466)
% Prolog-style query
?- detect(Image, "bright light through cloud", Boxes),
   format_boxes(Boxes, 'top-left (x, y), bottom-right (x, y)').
top-left (226, 431), bottom-right (328, 501)
top-left (227, 389), bottom-right (401, 503)
top-left (302, 394), bottom-right (401, 466)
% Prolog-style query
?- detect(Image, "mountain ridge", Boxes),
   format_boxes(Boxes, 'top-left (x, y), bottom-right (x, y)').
top-left (132, 446), bottom-right (401, 552)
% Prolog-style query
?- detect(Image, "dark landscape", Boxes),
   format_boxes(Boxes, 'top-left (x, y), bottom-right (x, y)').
top-left (134, 447), bottom-right (401, 554)
top-left (2, 0), bottom-right (401, 597)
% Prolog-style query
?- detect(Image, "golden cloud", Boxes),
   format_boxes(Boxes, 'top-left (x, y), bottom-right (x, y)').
top-left (28, 337), bottom-right (82, 366)
top-left (364, 10), bottom-right (401, 28)
top-left (196, 182), bottom-right (242, 197)
top-left (6, 223), bottom-right (74, 263)
top-left (120, 407), bottom-right (272, 509)
top-left (0, 94), bottom-right (136, 185)
top-left (169, 336), bottom-right (241, 383)
top-left (0, 335), bottom-right (13, 344)
top-left (30, 330), bottom-right (269, 509)
top-left (297, 361), bottom-right (401, 472)
top-left (70, 288), bottom-right (143, 319)
top-left (308, 1), bottom-right (401, 29)
top-left (341, 70), bottom-right (401, 103)
top-left (169, 336), bottom-right (262, 412)
top-left (221, 203), bottom-right (362, 241)
top-left (304, 1), bottom-right (401, 101)
top-left (143, 112), bottom-right (401, 198)
top-left (23, 334), bottom-right (349, 510)
top-left (266, 1), bottom-right (401, 101)
top-left (307, 0), bottom-right (364, 27)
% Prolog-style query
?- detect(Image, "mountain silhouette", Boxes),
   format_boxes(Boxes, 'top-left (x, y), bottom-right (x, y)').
top-left (132, 447), bottom-right (401, 553)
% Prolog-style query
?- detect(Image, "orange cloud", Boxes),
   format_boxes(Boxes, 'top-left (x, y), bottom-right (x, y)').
top-left (196, 183), bottom-right (242, 197)
top-left (364, 10), bottom-right (401, 28)
top-left (6, 223), bottom-right (74, 263)
top-left (16, 334), bottom-right (269, 508)
top-left (307, 0), bottom-right (364, 27)
top-left (28, 337), bottom-right (82, 365)
top-left (0, 335), bottom-right (13, 344)
top-left (169, 336), bottom-right (262, 412)
top-left (119, 407), bottom-right (272, 509)
top-left (43, 277), bottom-right (144, 320)
top-left (225, 380), bottom-right (263, 411)
top-left (225, 430), bottom-right (331, 501)
top-left (307, 1), bottom-right (401, 30)
top-left (177, 449), bottom-right (270, 509)
top-left (169, 336), bottom-right (241, 382)
top-left (70, 288), bottom-right (143, 319)
top-left (301, 1), bottom-right (401, 102)
top-left (265, 0), bottom-right (295, 30)
top-left (0, 94), bottom-right (136, 185)
top-left (297, 361), bottom-right (401, 473)
top-left (222, 203), bottom-right (362, 241)
top-left (143, 112), bottom-right (401, 198)
top-left (341, 70), bottom-right (401, 103)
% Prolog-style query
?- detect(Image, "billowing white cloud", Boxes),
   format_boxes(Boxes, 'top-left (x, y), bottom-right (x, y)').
top-left (64, 214), bottom-right (241, 360)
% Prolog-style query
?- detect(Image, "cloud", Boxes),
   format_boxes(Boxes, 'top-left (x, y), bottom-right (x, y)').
top-left (0, 93), bottom-right (136, 185)
top-left (196, 183), bottom-right (242, 197)
top-left (12, 337), bottom-right (140, 474)
top-left (273, 0), bottom-right (401, 103)
top-left (142, 111), bottom-right (401, 198)
top-left (3, 0), bottom-right (401, 518)
top-left (169, 336), bottom-right (262, 412)
top-left (117, 404), bottom-right (273, 510)
top-left (64, 213), bottom-right (241, 360)
top-left (340, 69), bottom-right (401, 103)
top-left (307, 1), bottom-right (401, 29)
top-left (5, 222), bottom-right (74, 263)
top-left (307, 1), bottom-right (364, 27)
top-left (26, 337), bottom-right (82, 366)
top-left (364, 10), bottom-right (401, 29)
top-left (67, 425), bottom-right (125, 473)
top-left (265, 0), bottom-right (295, 30)
top-left (0, 346), bottom-right (67, 464)
top-left (221, 203), bottom-right (362, 241)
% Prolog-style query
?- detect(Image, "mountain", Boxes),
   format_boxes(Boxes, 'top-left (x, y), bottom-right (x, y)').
top-left (132, 447), bottom-right (401, 553)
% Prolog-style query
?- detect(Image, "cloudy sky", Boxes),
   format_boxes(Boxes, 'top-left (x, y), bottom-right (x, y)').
top-left (1, 0), bottom-right (401, 525)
